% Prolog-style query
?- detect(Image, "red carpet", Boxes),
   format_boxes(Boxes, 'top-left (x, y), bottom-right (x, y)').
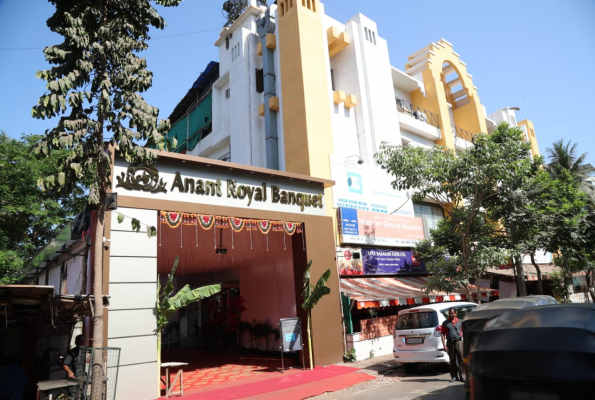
top-left (178, 365), bottom-right (370, 400)
top-left (159, 348), bottom-right (294, 394)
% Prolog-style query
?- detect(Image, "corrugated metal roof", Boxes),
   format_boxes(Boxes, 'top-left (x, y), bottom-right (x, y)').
top-left (340, 277), bottom-right (497, 309)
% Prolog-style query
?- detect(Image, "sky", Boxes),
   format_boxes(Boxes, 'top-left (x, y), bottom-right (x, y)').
top-left (1, 0), bottom-right (594, 166)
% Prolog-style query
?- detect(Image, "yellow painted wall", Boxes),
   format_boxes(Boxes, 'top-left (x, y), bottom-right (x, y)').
top-left (411, 65), bottom-right (455, 149)
top-left (408, 40), bottom-right (487, 149)
top-left (518, 119), bottom-right (541, 157)
top-left (277, 0), bottom-right (342, 366)
top-left (278, 0), bottom-right (334, 181)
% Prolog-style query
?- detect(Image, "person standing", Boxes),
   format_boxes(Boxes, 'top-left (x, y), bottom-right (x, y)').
top-left (441, 308), bottom-right (464, 382)
top-left (63, 334), bottom-right (86, 379)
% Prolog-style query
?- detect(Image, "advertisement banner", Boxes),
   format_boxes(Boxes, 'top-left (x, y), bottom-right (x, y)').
top-left (329, 154), bottom-right (414, 217)
top-left (361, 248), bottom-right (427, 275)
top-left (339, 207), bottom-right (425, 246)
top-left (337, 247), bottom-right (364, 276)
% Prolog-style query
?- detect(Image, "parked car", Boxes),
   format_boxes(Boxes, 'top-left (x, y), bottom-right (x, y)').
top-left (393, 301), bottom-right (477, 372)
top-left (462, 296), bottom-right (556, 397)
top-left (468, 303), bottom-right (595, 400)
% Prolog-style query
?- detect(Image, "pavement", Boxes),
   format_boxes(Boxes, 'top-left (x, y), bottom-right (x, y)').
top-left (168, 353), bottom-right (465, 400)
top-left (312, 355), bottom-right (466, 400)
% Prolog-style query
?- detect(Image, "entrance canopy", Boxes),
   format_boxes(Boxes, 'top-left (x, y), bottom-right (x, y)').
top-left (340, 277), bottom-right (498, 309)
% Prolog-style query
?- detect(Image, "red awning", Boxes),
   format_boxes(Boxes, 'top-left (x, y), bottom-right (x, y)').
top-left (340, 276), bottom-right (498, 309)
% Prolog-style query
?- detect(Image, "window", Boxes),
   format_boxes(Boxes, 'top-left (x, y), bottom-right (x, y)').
top-left (255, 68), bottom-right (264, 93)
top-left (225, 88), bottom-right (230, 99)
top-left (414, 202), bottom-right (445, 239)
top-left (396, 311), bottom-right (438, 330)
top-left (330, 69), bottom-right (335, 91)
top-left (439, 305), bottom-right (477, 320)
top-left (364, 27), bottom-right (376, 45)
top-left (231, 44), bottom-right (240, 61)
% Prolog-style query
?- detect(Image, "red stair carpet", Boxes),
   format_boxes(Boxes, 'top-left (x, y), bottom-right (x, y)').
top-left (176, 365), bottom-right (373, 400)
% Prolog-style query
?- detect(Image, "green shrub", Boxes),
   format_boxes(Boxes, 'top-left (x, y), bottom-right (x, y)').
top-left (343, 348), bottom-right (357, 362)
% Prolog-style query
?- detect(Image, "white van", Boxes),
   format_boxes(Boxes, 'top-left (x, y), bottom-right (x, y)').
top-left (393, 301), bottom-right (477, 372)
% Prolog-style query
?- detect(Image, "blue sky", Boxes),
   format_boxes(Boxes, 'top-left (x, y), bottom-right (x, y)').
top-left (1, 0), bottom-right (594, 165)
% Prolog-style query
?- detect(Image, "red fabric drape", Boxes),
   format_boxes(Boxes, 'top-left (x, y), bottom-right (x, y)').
top-left (157, 214), bottom-right (302, 325)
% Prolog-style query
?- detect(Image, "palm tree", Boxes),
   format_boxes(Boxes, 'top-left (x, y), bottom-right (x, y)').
top-left (546, 140), bottom-right (594, 198)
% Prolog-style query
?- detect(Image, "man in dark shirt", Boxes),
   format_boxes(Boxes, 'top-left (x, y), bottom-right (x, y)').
top-left (441, 308), bottom-right (464, 382)
top-left (63, 335), bottom-right (85, 378)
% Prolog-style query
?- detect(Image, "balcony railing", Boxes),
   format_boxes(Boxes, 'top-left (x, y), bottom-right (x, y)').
top-left (452, 125), bottom-right (475, 142)
top-left (218, 151), bottom-right (231, 162)
top-left (395, 97), bottom-right (440, 129)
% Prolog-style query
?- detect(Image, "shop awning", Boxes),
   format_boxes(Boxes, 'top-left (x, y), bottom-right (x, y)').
top-left (340, 276), bottom-right (498, 309)
top-left (486, 264), bottom-right (560, 281)
top-left (0, 285), bottom-right (95, 322)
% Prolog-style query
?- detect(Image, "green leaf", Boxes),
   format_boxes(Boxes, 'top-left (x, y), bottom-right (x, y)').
top-left (117, 213), bottom-right (124, 224)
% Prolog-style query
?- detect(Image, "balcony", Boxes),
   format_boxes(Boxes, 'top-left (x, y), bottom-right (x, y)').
top-left (452, 125), bottom-right (475, 151)
top-left (218, 151), bottom-right (231, 162)
top-left (396, 97), bottom-right (441, 141)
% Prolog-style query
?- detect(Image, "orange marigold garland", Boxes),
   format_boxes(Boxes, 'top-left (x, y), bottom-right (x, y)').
top-left (182, 213), bottom-right (198, 225)
top-left (198, 215), bottom-right (215, 230)
top-left (283, 221), bottom-right (298, 235)
top-left (161, 211), bottom-right (182, 228)
top-left (215, 216), bottom-right (229, 229)
top-left (230, 218), bottom-right (245, 232)
top-left (257, 220), bottom-right (272, 234)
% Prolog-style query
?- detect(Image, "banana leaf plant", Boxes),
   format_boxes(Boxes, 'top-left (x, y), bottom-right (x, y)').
top-left (156, 256), bottom-right (220, 392)
top-left (301, 260), bottom-right (331, 370)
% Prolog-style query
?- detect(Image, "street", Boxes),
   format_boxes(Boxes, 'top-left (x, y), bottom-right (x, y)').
top-left (312, 356), bottom-right (465, 400)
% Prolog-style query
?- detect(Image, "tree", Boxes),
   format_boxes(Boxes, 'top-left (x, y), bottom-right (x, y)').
top-left (156, 256), bottom-right (220, 394)
top-left (301, 260), bottom-right (331, 370)
top-left (0, 132), bottom-right (88, 283)
top-left (414, 211), bottom-right (506, 303)
top-left (376, 123), bottom-right (538, 297)
top-left (546, 139), bottom-right (594, 198)
top-left (31, 0), bottom-right (181, 395)
top-left (498, 169), bottom-right (590, 294)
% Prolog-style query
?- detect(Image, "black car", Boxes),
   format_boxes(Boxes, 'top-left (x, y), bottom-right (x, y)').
top-left (468, 303), bottom-right (595, 400)
top-left (461, 296), bottom-right (556, 396)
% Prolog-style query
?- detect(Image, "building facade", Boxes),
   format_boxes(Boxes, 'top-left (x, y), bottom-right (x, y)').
top-left (20, 1), bottom-right (548, 397)
top-left (160, 0), bottom-right (543, 360)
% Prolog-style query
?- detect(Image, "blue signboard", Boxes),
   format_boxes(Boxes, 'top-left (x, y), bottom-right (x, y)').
top-left (361, 248), bottom-right (427, 275)
top-left (339, 207), bottom-right (359, 236)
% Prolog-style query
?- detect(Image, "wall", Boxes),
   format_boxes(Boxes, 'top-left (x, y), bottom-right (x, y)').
top-left (108, 207), bottom-right (159, 400)
top-left (345, 315), bottom-right (396, 360)
top-left (65, 256), bottom-right (84, 295)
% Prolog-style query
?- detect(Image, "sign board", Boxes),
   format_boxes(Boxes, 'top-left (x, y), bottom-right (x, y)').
top-left (362, 248), bottom-right (427, 275)
top-left (522, 250), bottom-right (552, 265)
top-left (337, 247), bottom-right (363, 275)
top-left (329, 154), bottom-right (414, 217)
top-left (338, 207), bottom-right (425, 246)
top-left (279, 318), bottom-right (302, 352)
top-left (113, 157), bottom-right (327, 216)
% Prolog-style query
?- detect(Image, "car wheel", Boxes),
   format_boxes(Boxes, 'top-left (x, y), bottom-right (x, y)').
top-left (402, 363), bottom-right (419, 373)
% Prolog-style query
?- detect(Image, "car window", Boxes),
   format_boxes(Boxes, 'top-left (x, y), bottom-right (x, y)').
top-left (396, 311), bottom-right (438, 330)
top-left (439, 304), bottom-right (478, 320)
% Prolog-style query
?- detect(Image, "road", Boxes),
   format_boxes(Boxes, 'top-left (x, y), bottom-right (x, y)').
top-left (312, 357), bottom-right (466, 400)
